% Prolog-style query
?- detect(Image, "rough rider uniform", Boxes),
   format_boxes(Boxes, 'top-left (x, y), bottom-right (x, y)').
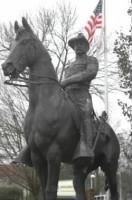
top-left (61, 33), bottom-right (99, 163)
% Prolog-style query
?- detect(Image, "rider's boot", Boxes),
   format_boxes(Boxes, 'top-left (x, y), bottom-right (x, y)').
top-left (72, 116), bottom-right (94, 164)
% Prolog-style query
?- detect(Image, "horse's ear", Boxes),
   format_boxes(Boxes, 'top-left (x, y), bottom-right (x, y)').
top-left (22, 17), bottom-right (33, 32)
top-left (14, 21), bottom-right (19, 33)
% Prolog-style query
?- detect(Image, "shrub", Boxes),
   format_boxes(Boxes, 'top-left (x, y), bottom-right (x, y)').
top-left (0, 186), bottom-right (23, 199)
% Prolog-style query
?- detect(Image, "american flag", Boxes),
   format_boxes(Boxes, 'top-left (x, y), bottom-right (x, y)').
top-left (84, 0), bottom-right (102, 43)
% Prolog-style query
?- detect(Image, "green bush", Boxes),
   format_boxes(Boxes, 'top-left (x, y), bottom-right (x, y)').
top-left (0, 186), bottom-right (23, 199)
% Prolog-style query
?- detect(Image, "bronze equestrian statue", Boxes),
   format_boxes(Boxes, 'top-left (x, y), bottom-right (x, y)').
top-left (2, 18), bottom-right (120, 200)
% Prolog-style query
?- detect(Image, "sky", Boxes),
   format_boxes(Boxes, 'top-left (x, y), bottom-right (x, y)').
top-left (0, 0), bottom-right (131, 33)
top-left (0, 0), bottom-right (131, 131)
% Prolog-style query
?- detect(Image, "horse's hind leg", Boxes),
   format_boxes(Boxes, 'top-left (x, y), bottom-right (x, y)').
top-left (73, 165), bottom-right (87, 200)
top-left (104, 164), bottom-right (119, 200)
top-left (104, 177), bottom-right (109, 191)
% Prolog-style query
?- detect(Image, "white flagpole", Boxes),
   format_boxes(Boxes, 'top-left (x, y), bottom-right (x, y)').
top-left (103, 0), bottom-right (109, 117)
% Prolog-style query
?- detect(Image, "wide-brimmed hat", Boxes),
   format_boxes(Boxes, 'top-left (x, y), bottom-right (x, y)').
top-left (68, 33), bottom-right (89, 50)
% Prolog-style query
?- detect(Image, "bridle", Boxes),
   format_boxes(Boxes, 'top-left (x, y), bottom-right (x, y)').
top-left (4, 72), bottom-right (60, 88)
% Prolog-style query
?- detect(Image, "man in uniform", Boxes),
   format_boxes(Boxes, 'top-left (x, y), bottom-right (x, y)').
top-left (61, 33), bottom-right (99, 163)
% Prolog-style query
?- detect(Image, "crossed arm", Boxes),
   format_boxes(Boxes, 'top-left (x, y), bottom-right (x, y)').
top-left (61, 60), bottom-right (98, 87)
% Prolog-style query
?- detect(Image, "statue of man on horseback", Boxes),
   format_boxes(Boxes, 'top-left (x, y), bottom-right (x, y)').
top-left (14, 32), bottom-right (99, 166)
top-left (2, 18), bottom-right (120, 200)
top-left (61, 33), bottom-right (98, 164)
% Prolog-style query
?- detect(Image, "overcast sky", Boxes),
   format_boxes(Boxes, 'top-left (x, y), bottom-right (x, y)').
top-left (0, 0), bottom-right (131, 33)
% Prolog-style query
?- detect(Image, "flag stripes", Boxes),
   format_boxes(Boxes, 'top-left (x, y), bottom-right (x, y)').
top-left (84, 0), bottom-right (102, 42)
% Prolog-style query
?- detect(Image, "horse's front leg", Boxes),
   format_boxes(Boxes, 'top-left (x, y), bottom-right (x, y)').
top-left (73, 165), bottom-right (87, 200)
top-left (31, 150), bottom-right (48, 199)
top-left (46, 143), bottom-right (61, 200)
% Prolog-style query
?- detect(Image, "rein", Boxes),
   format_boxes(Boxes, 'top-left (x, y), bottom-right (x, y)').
top-left (4, 73), bottom-right (60, 87)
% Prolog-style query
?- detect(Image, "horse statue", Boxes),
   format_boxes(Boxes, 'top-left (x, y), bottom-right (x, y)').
top-left (2, 17), bottom-right (120, 200)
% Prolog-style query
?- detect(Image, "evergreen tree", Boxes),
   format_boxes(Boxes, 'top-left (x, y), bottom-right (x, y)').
top-left (114, 28), bottom-right (132, 134)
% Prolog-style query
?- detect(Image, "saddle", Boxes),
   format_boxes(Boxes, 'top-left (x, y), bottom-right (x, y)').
top-left (63, 90), bottom-right (110, 143)
top-left (68, 101), bottom-right (110, 148)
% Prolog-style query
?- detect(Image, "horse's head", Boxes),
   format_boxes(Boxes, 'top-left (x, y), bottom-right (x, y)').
top-left (2, 17), bottom-right (40, 79)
